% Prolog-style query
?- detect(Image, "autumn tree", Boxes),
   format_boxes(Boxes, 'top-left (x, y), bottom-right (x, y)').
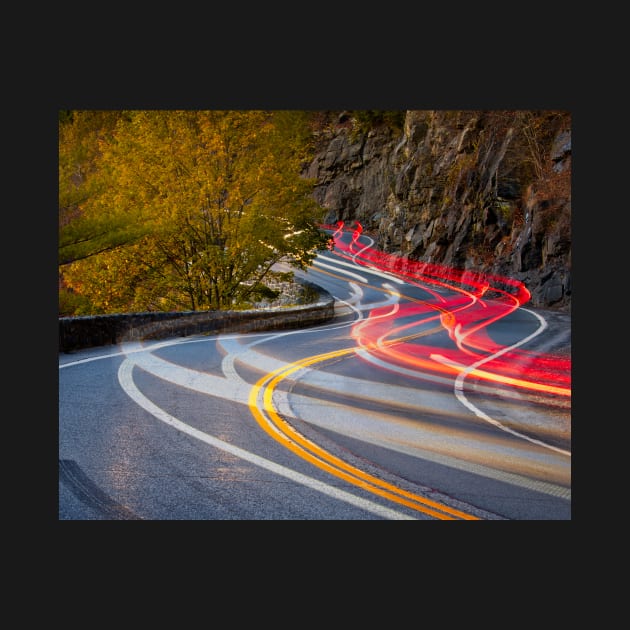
top-left (58, 110), bottom-right (150, 266)
top-left (61, 110), bottom-right (330, 314)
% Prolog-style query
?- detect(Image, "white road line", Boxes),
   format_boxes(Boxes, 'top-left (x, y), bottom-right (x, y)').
top-left (116, 357), bottom-right (416, 520)
top-left (213, 307), bottom-right (569, 499)
top-left (317, 252), bottom-right (404, 284)
top-left (348, 237), bottom-right (405, 285)
top-left (312, 259), bottom-right (368, 282)
top-left (431, 307), bottom-right (570, 457)
top-left (59, 338), bottom-right (194, 368)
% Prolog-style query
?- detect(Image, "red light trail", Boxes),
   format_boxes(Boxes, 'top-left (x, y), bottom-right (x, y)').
top-left (320, 221), bottom-right (570, 400)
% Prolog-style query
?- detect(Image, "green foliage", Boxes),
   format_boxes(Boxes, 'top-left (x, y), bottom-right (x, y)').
top-left (297, 282), bottom-right (320, 305)
top-left (59, 110), bottom-right (73, 124)
top-left (60, 110), bottom-right (330, 314)
top-left (59, 110), bottom-right (147, 265)
top-left (58, 287), bottom-right (95, 317)
top-left (494, 200), bottom-right (512, 222)
top-left (249, 283), bottom-right (281, 301)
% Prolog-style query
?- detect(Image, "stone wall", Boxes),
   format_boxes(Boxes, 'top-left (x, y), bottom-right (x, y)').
top-left (60, 281), bottom-right (334, 353)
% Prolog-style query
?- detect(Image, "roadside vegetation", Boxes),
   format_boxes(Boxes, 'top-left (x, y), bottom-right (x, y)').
top-left (59, 110), bottom-right (331, 316)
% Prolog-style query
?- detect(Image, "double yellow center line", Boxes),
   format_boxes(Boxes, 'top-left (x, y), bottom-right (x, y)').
top-left (248, 345), bottom-right (480, 520)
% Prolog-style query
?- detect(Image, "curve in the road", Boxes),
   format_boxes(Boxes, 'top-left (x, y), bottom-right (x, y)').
top-left (117, 353), bottom-right (420, 520)
top-left (248, 344), bottom-right (481, 520)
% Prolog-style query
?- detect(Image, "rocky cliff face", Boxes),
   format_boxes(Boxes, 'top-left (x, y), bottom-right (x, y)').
top-left (304, 110), bottom-right (571, 311)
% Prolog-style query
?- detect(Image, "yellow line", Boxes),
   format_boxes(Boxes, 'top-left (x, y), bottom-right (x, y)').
top-left (248, 345), bottom-right (480, 520)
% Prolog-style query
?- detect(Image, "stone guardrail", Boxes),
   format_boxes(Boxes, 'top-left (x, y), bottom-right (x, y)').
top-left (59, 282), bottom-right (334, 353)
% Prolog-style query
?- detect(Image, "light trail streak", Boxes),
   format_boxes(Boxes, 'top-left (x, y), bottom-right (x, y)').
top-left (322, 222), bottom-right (571, 400)
top-left (248, 346), bottom-right (481, 520)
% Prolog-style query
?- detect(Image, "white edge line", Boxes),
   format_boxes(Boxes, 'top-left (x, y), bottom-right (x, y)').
top-left (312, 258), bottom-right (368, 283)
top-left (116, 357), bottom-right (416, 520)
top-left (432, 308), bottom-right (570, 457)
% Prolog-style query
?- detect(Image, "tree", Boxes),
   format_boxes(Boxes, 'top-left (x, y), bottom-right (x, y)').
top-left (61, 110), bottom-right (330, 313)
top-left (59, 110), bottom-right (148, 266)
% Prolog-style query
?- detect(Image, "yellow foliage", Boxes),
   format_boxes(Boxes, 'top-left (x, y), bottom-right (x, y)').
top-left (60, 110), bottom-right (329, 314)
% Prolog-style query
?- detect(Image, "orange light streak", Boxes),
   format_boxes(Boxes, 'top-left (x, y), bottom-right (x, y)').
top-left (321, 223), bottom-right (571, 398)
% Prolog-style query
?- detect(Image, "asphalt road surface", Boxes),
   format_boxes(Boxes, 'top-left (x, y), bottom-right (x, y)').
top-left (59, 227), bottom-right (571, 520)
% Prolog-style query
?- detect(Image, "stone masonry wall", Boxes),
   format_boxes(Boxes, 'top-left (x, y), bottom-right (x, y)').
top-left (60, 281), bottom-right (334, 353)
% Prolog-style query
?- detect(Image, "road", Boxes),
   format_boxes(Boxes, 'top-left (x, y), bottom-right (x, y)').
top-left (59, 224), bottom-right (571, 520)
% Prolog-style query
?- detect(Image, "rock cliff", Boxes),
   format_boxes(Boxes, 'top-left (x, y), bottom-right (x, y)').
top-left (304, 110), bottom-right (571, 311)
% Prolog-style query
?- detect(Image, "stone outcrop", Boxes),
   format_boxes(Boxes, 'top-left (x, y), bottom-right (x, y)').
top-left (305, 110), bottom-right (571, 311)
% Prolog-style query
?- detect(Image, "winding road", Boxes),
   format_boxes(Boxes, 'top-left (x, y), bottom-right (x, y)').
top-left (59, 224), bottom-right (571, 520)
